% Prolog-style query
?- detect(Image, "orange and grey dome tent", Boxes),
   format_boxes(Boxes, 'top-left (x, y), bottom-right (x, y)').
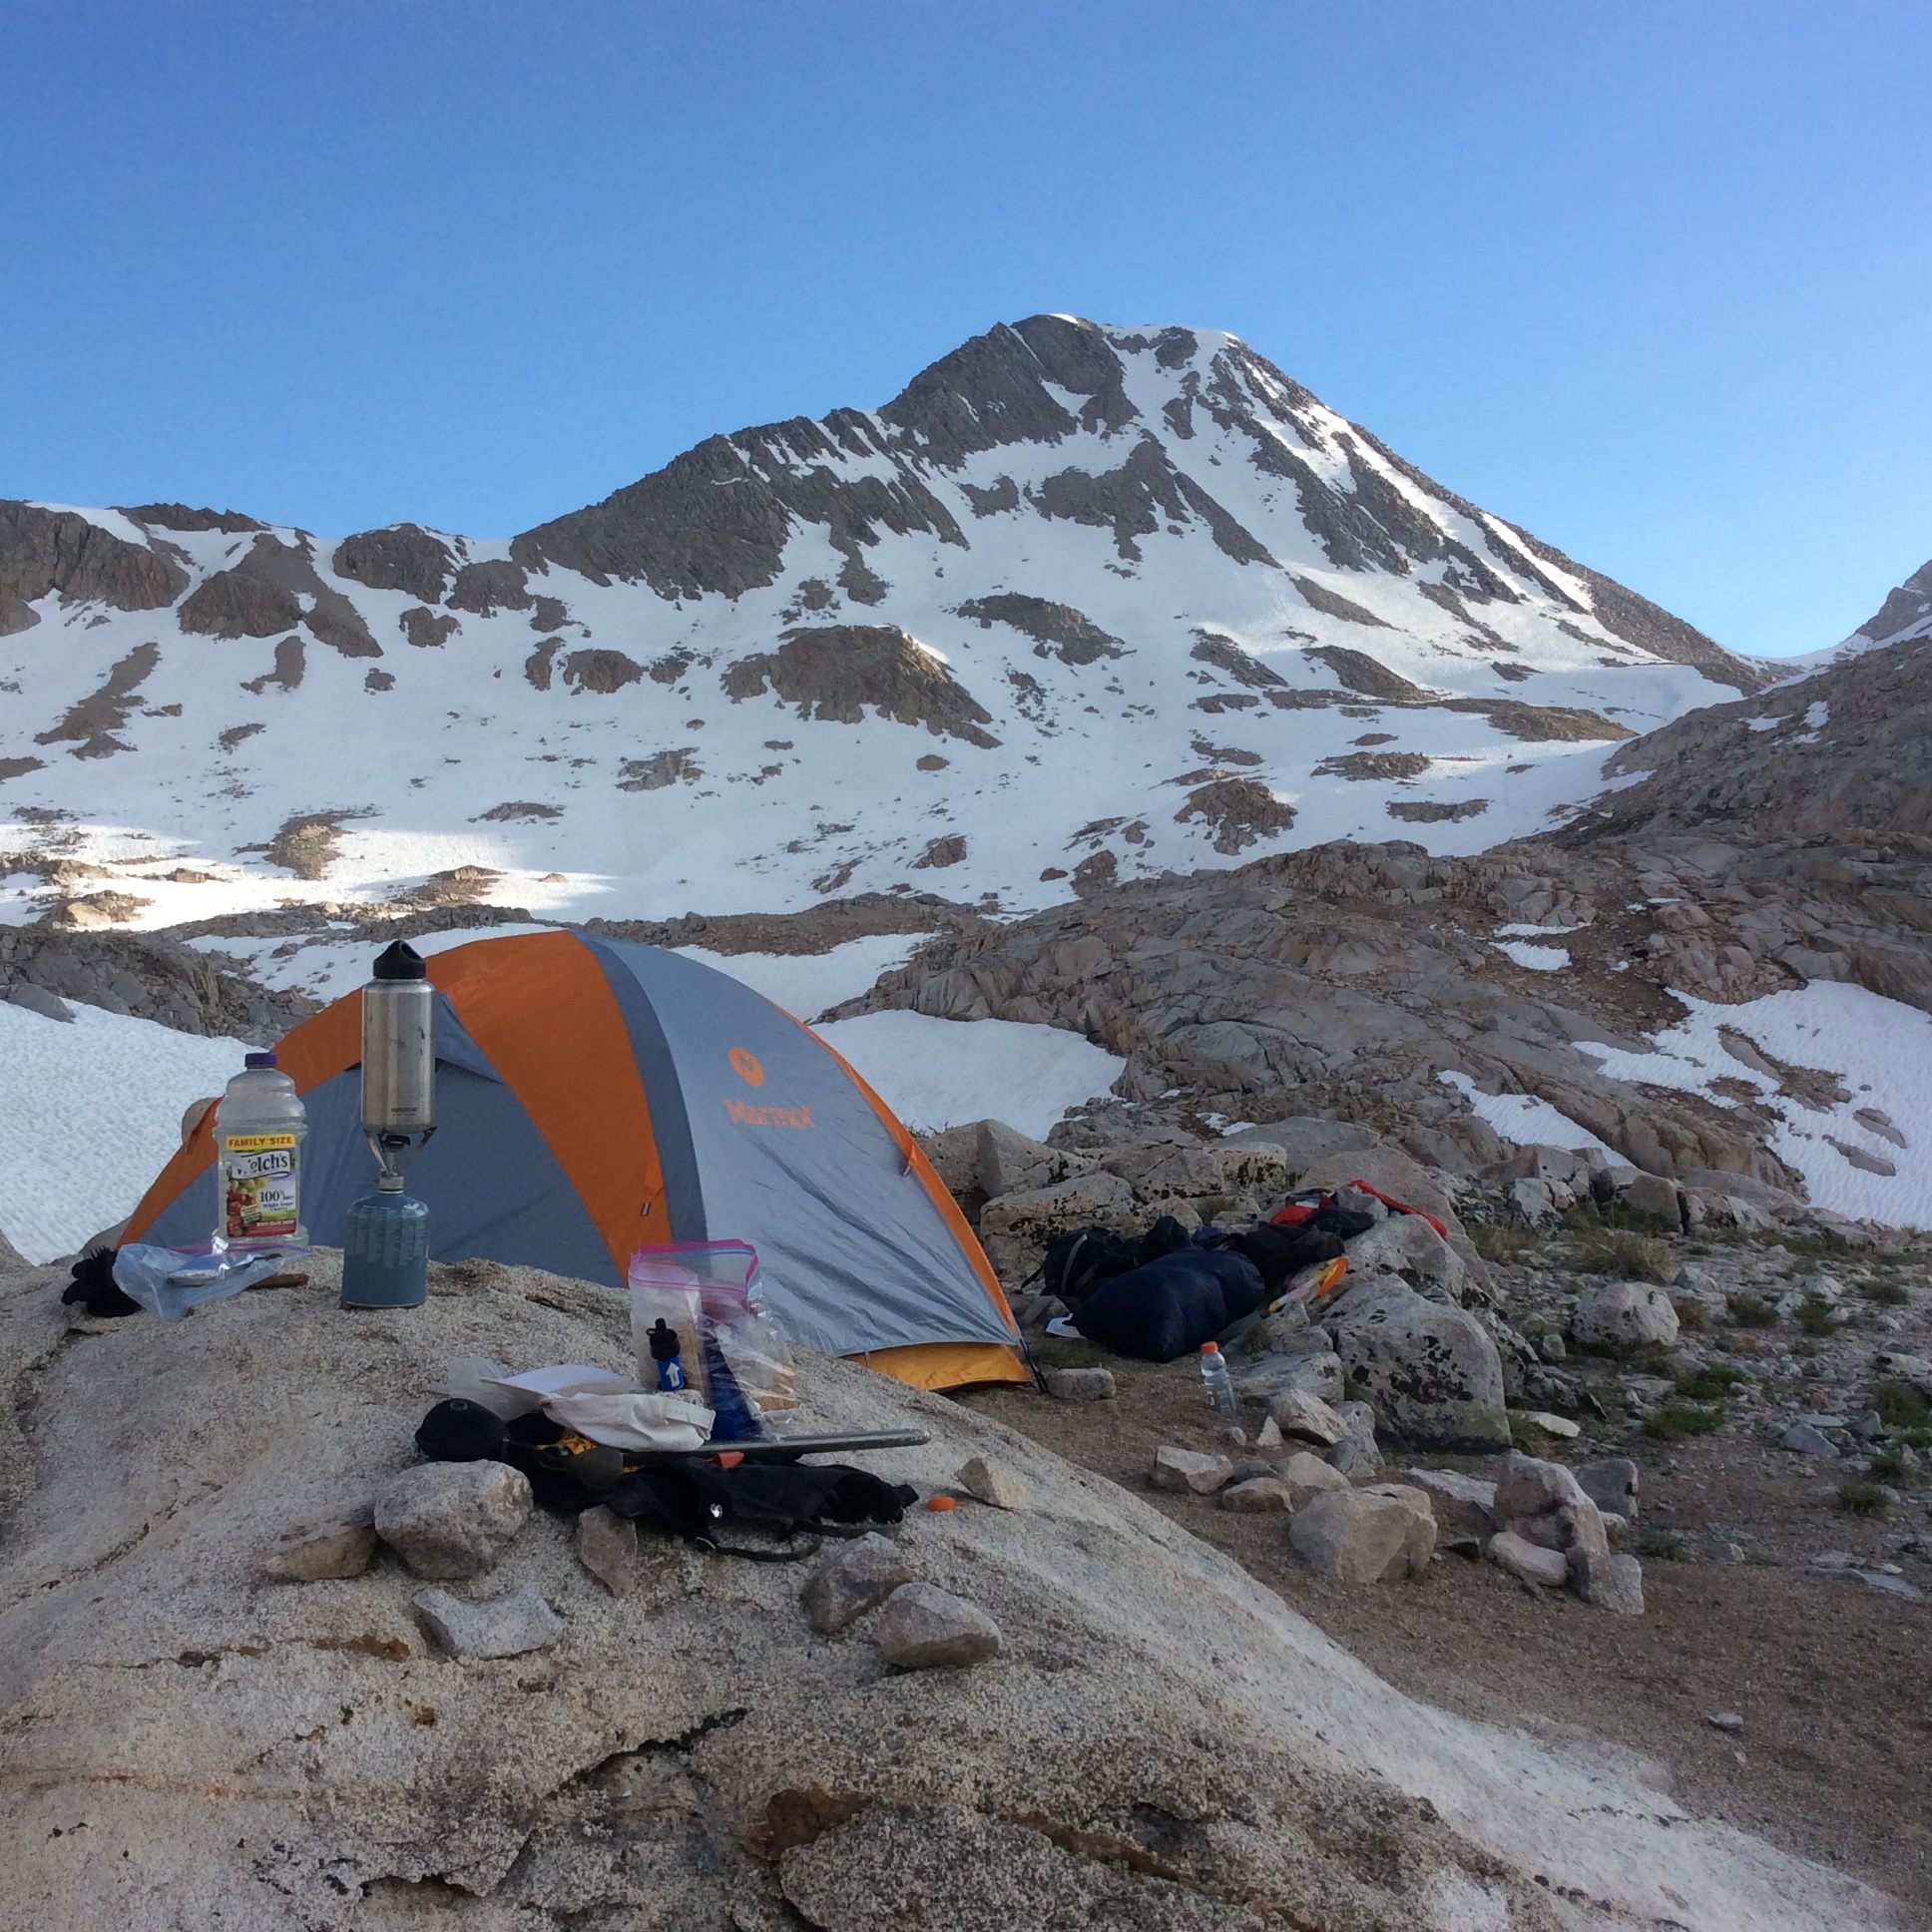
top-left (126, 931), bottom-right (1025, 1391)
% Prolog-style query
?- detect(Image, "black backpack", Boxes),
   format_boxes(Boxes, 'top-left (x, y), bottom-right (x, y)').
top-left (1037, 1215), bottom-right (1203, 1306)
top-left (1038, 1225), bottom-right (1142, 1305)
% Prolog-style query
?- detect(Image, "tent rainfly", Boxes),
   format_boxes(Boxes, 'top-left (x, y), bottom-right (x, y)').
top-left (128, 931), bottom-right (1024, 1390)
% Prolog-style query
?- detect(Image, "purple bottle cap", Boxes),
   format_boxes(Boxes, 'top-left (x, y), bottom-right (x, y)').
top-left (244, 1052), bottom-right (277, 1069)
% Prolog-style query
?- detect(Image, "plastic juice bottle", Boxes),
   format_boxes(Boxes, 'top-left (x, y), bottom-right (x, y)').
top-left (213, 1052), bottom-right (308, 1253)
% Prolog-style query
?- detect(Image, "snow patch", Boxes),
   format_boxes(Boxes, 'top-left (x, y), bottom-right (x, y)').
top-left (1577, 981), bottom-right (1932, 1227)
top-left (1493, 940), bottom-right (1570, 971)
top-left (812, 1010), bottom-right (1124, 1139)
top-left (671, 935), bottom-right (917, 1021)
top-left (1437, 1071), bottom-right (1623, 1159)
top-left (0, 1001), bottom-right (249, 1263)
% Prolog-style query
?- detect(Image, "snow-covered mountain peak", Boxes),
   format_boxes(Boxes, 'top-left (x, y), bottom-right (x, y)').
top-left (1, 316), bottom-right (1771, 930)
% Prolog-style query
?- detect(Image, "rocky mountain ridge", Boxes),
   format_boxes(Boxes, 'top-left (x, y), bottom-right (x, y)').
top-left (826, 628), bottom-right (1932, 1220)
top-left (2, 316), bottom-right (1770, 931)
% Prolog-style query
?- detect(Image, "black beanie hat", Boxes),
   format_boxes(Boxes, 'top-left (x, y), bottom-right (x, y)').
top-left (415, 1398), bottom-right (508, 1463)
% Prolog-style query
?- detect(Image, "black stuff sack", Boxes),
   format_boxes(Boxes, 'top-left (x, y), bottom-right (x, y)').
top-left (603, 1460), bottom-right (918, 1555)
top-left (1136, 1215), bottom-right (1196, 1264)
top-left (1069, 1247), bottom-right (1265, 1362)
top-left (1219, 1222), bottom-right (1346, 1294)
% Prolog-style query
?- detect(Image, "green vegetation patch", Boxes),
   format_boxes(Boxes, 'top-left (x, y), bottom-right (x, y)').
top-left (1643, 1402), bottom-right (1722, 1441)
top-left (1836, 1480), bottom-right (1892, 1518)
top-left (1570, 1225), bottom-right (1674, 1284)
top-left (1673, 1363), bottom-right (1745, 1401)
top-left (1473, 1221), bottom-right (1542, 1264)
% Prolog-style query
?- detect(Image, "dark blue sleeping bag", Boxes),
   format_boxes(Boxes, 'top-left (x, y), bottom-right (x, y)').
top-left (1068, 1247), bottom-right (1265, 1362)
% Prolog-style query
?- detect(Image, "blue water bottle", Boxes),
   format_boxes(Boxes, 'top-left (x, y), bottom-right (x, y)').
top-left (648, 1317), bottom-right (688, 1392)
top-left (340, 1178), bottom-right (429, 1307)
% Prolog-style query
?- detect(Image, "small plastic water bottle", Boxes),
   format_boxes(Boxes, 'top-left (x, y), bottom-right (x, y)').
top-left (648, 1317), bottom-right (688, 1392)
top-left (1199, 1341), bottom-right (1236, 1416)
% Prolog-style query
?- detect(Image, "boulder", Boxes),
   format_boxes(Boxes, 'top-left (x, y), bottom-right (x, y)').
top-left (977, 1171), bottom-right (1134, 1279)
top-left (413, 1585), bottom-right (564, 1659)
top-left (1490, 1531), bottom-right (1570, 1589)
top-left (1289, 1486), bottom-right (1434, 1583)
top-left (1402, 1469), bottom-right (1498, 1539)
top-left (1571, 1549), bottom-right (1646, 1615)
top-left (1493, 1453), bottom-right (1591, 1525)
top-left (1150, 1446), bottom-right (1232, 1495)
top-left (1276, 1450), bottom-right (1351, 1508)
top-left (1677, 1169), bottom-right (1805, 1217)
top-left (1574, 1457), bottom-right (1640, 1522)
top-left (1357, 1483), bottom-right (1437, 1571)
top-left (1571, 1281), bottom-right (1680, 1352)
top-left (876, 1582), bottom-right (1003, 1670)
top-left (975, 1120), bottom-right (1096, 1201)
top-left (0, 1247), bottom-right (1875, 1929)
top-left (1508, 1178), bottom-right (1560, 1223)
top-left (1267, 1388), bottom-right (1346, 1447)
top-left (373, 1459), bottom-right (531, 1580)
top-left (1220, 1477), bottom-right (1295, 1513)
top-left (1498, 1144), bottom-right (1596, 1211)
top-left (7, 982), bottom-right (74, 1023)
top-left (1492, 1456), bottom-right (1610, 1565)
top-left (801, 1532), bottom-right (914, 1635)
top-left (1239, 1345), bottom-right (1344, 1407)
top-left (1219, 1117), bottom-right (1379, 1175)
top-left (915, 1123), bottom-right (981, 1197)
top-left (1326, 1281), bottom-right (1510, 1449)
top-left (1613, 1170), bottom-right (1684, 1227)
top-left (1328, 1400), bottom-right (1385, 1478)
top-left (1042, 1366), bottom-right (1116, 1402)
top-left (1132, 1141), bottom-right (1290, 1202)
top-left (1342, 1213), bottom-right (1465, 1300)
top-left (954, 1456), bottom-right (1029, 1511)
top-left (1296, 1148), bottom-right (1464, 1238)
top-left (1777, 1420), bottom-right (1838, 1457)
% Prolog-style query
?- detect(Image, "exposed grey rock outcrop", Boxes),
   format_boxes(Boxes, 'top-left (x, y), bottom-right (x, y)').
top-left (954, 592), bottom-right (1125, 664)
top-left (179, 532), bottom-right (380, 658)
top-left (0, 499), bottom-right (187, 633)
top-left (0, 1249), bottom-right (1891, 1928)
top-left (1592, 631), bottom-right (1932, 842)
top-left (0, 923), bottom-right (313, 1042)
top-left (1326, 1279), bottom-right (1510, 1450)
top-left (331, 523), bottom-right (457, 604)
top-left (723, 624), bottom-right (1000, 747)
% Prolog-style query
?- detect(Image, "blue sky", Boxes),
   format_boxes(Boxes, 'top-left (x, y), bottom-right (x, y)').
top-left (2, 2), bottom-right (1927, 657)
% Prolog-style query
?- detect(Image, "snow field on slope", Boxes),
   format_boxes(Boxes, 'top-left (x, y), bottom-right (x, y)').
top-left (811, 1009), bottom-right (1125, 1139)
top-left (1435, 1071), bottom-right (1626, 1162)
top-left (1576, 982), bottom-right (1932, 1227)
top-left (1, 330), bottom-right (1735, 928)
top-left (0, 1001), bottom-right (250, 1263)
top-left (1442, 980), bottom-right (1932, 1227)
top-left (1491, 939), bottom-right (1571, 970)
